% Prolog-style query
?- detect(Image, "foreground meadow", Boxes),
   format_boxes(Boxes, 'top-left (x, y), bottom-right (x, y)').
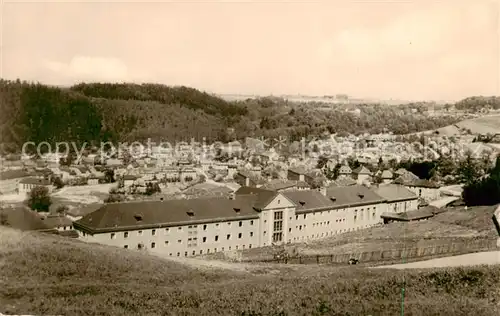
top-left (0, 227), bottom-right (498, 316)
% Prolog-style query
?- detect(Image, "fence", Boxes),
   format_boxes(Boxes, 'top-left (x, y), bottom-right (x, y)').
top-left (252, 238), bottom-right (498, 265)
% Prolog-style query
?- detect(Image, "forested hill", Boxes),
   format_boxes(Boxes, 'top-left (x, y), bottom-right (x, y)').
top-left (0, 79), bottom-right (464, 154)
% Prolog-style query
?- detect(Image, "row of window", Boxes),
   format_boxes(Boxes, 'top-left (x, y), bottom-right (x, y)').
top-left (123, 244), bottom-right (253, 255)
top-left (111, 222), bottom-right (255, 239)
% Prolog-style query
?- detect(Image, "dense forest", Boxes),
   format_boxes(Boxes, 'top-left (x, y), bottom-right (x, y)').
top-left (0, 79), bottom-right (482, 154)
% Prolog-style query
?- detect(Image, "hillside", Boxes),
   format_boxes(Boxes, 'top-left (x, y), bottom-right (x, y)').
top-left (0, 79), bottom-right (474, 154)
top-left (455, 115), bottom-right (500, 135)
top-left (0, 227), bottom-right (499, 315)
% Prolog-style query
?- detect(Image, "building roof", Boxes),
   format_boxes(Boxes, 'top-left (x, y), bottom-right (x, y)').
top-left (353, 165), bottom-right (372, 175)
top-left (381, 170), bottom-right (393, 179)
top-left (74, 195), bottom-right (263, 234)
top-left (380, 206), bottom-right (438, 222)
top-left (19, 177), bottom-right (51, 186)
top-left (288, 167), bottom-right (308, 175)
top-left (373, 184), bottom-right (417, 202)
top-left (338, 165), bottom-right (352, 174)
top-left (0, 170), bottom-right (30, 180)
top-left (325, 185), bottom-right (386, 208)
top-left (282, 190), bottom-right (333, 212)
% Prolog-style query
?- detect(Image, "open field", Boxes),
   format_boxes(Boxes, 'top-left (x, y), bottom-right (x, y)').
top-left (376, 251), bottom-right (500, 269)
top-left (51, 183), bottom-right (116, 204)
top-left (207, 206), bottom-right (498, 263)
top-left (0, 227), bottom-right (499, 316)
top-left (431, 115), bottom-right (500, 136)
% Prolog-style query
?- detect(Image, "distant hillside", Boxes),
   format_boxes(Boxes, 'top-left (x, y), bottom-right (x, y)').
top-left (0, 227), bottom-right (499, 315)
top-left (0, 79), bottom-right (469, 153)
top-left (426, 115), bottom-right (500, 137)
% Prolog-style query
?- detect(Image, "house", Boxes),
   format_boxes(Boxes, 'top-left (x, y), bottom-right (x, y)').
top-left (234, 171), bottom-right (266, 188)
top-left (87, 175), bottom-right (105, 185)
top-left (373, 184), bottom-right (418, 214)
top-left (41, 214), bottom-right (74, 232)
top-left (73, 184), bottom-right (420, 256)
top-left (287, 167), bottom-right (309, 182)
top-left (352, 165), bottom-right (372, 184)
top-left (18, 177), bottom-right (53, 195)
top-left (123, 175), bottom-right (139, 187)
top-left (394, 178), bottom-right (441, 202)
top-left (337, 165), bottom-right (352, 179)
top-left (0, 207), bottom-right (55, 232)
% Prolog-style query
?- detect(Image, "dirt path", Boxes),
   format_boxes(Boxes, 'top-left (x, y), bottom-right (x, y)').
top-left (374, 251), bottom-right (500, 269)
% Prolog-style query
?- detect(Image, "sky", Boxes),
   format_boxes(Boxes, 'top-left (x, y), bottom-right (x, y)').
top-left (1, 0), bottom-right (499, 101)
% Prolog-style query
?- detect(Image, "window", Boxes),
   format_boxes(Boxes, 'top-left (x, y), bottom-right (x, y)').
top-left (227, 234), bottom-right (231, 240)
top-left (177, 252), bottom-right (180, 256)
top-left (250, 232), bottom-right (253, 237)
top-left (151, 242), bottom-right (156, 248)
top-left (304, 214), bottom-right (306, 219)
top-left (289, 228), bottom-right (291, 232)
top-left (178, 239), bottom-right (182, 243)
top-left (124, 245), bottom-right (128, 249)
top-left (215, 235), bottom-right (219, 241)
top-left (110, 233), bottom-right (115, 239)
top-left (277, 199), bottom-right (280, 204)
top-left (273, 211), bottom-right (284, 243)
top-left (249, 244), bottom-right (252, 249)
top-left (165, 241), bottom-right (169, 246)
top-left (250, 220), bottom-right (254, 225)
top-left (203, 237), bottom-right (207, 242)
top-left (152, 229), bottom-right (156, 236)
top-left (239, 221), bottom-right (242, 227)
top-left (238, 233), bottom-right (242, 239)
top-left (192, 250), bottom-right (195, 256)
top-left (200, 250), bottom-right (203, 255)
top-left (124, 232), bottom-right (128, 238)
top-left (178, 227), bottom-right (182, 231)
top-left (236, 246), bottom-right (238, 250)
top-left (296, 215), bottom-right (298, 220)
top-left (216, 223), bottom-right (219, 227)
top-left (203, 225), bottom-right (207, 230)
top-left (138, 231), bottom-right (143, 236)
top-left (228, 222), bottom-right (231, 226)
top-left (165, 228), bottom-right (169, 233)
top-left (184, 252), bottom-right (188, 257)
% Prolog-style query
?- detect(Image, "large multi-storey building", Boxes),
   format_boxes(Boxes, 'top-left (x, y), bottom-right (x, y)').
top-left (73, 184), bottom-right (418, 257)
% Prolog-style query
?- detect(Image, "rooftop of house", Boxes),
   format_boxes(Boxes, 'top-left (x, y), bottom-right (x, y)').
top-left (380, 206), bottom-right (439, 222)
top-left (0, 169), bottom-right (30, 180)
top-left (373, 184), bottom-right (418, 202)
top-left (352, 165), bottom-right (372, 175)
top-left (288, 167), bottom-right (308, 175)
top-left (394, 178), bottom-right (441, 188)
top-left (330, 178), bottom-right (357, 187)
top-left (381, 170), bottom-right (393, 179)
top-left (19, 177), bottom-right (52, 186)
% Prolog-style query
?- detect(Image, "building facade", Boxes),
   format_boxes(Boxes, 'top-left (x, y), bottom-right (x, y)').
top-left (74, 184), bottom-right (419, 257)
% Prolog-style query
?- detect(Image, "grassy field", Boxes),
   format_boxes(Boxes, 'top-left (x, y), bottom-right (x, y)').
top-left (208, 206), bottom-right (498, 262)
top-left (456, 115), bottom-right (500, 134)
top-left (0, 227), bottom-right (499, 315)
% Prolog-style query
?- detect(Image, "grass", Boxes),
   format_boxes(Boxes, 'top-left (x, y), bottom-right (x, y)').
top-left (207, 206), bottom-right (498, 262)
top-left (0, 227), bottom-right (499, 315)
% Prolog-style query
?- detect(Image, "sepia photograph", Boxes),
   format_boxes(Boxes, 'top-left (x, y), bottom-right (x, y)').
top-left (0, 0), bottom-right (499, 315)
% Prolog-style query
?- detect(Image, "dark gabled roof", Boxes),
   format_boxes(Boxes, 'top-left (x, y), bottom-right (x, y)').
top-left (74, 195), bottom-right (262, 234)
top-left (282, 190), bottom-right (333, 212)
top-left (288, 167), bottom-right (307, 175)
top-left (262, 180), bottom-right (297, 191)
top-left (123, 175), bottom-right (139, 181)
top-left (325, 185), bottom-right (386, 208)
top-left (0, 207), bottom-right (52, 231)
top-left (0, 170), bottom-right (30, 180)
top-left (373, 184), bottom-right (418, 202)
top-left (19, 177), bottom-right (51, 185)
top-left (234, 187), bottom-right (279, 210)
top-left (352, 165), bottom-right (372, 175)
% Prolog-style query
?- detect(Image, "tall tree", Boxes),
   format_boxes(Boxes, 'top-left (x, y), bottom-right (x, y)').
top-left (27, 186), bottom-right (52, 212)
